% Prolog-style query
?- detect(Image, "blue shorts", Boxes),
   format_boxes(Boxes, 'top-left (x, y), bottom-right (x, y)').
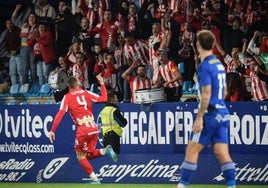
top-left (190, 110), bottom-right (230, 146)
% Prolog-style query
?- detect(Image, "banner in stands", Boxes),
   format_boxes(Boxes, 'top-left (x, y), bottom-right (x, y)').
top-left (0, 102), bottom-right (268, 185)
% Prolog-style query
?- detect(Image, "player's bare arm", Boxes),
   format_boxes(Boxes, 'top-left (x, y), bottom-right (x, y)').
top-left (193, 85), bottom-right (211, 133)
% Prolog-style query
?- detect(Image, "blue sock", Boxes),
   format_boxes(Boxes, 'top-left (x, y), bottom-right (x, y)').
top-left (221, 162), bottom-right (236, 186)
top-left (179, 161), bottom-right (197, 186)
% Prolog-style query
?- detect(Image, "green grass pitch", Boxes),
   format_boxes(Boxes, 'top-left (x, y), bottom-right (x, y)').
top-left (0, 183), bottom-right (267, 188)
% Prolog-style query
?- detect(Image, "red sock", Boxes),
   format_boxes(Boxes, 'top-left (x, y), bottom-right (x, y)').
top-left (79, 158), bottom-right (93, 175)
top-left (87, 149), bottom-right (101, 160)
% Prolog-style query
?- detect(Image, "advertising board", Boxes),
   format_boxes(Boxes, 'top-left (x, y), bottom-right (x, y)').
top-left (0, 102), bottom-right (267, 184)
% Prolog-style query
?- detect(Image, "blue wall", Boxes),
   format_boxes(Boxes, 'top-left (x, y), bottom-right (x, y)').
top-left (0, 102), bottom-right (268, 184)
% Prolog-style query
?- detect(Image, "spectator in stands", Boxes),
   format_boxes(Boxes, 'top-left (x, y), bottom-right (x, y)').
top-left (94, 51), bottom-right (115, 89)
top-left (236, 52), bottom-right (268, 101)
top-left (255, 65), bottom-right (268, 82)
top-left (65, 42), bottom-right (94, 80)
top-left (105, 52), bottom-right (122, 99)
top-left (92, 43), bottom-right (103, 61)
top-left (244, 0), bottom-right (259, 28)
top-left (99, 0), bottom-right (111, 11)
top-left (29, 22), bottom-right (56, 86)
top-left (126, 1), bottom-right (152, 39)
top-left (154, 49), bottom-right (183, 102)
top-left (247, 31), bottom-right (268, 55)
top-left (247, 29), bottom-right (268, 73)
top-left (246, 1), bottom-right (268, 39)
top-left (49, 55), bottom-right (70, 103)
top-left (210, 16), bottom-right (246, 55)
top-left (123, 31), bottom-right (150, 75)
top-left (112, 0), bottom-right (128, 33)
top-left (34, 0), bottom-right (56, 32)
top-left (12, 5), bottom-right (38, 84)
top-left (114, 33), bottom-right (130, 101)
top-left (215, 39), bottom-right (248, 73)
top-left (80, 0), bottom-right (103, 30)
top-left (122, 61), bottom-right (152, 103)
top-left (71, 0), bottom-right (87, 31)
top-left (178, 22), bottom-right (195, 80)
top-left (55, 0), bottom-right (74, 56)
top-left (148, 22), bottom-right (168, 83)
top-left (89, 9), bottom-right (119, 52)
top-left (65, 41), bottom-right (84, 67)
top-left (4, 19), bottom-right (26, 85)
top-left (225, 72), bottom-right (252, 101)
top-left (227, 0), bottom-right (245, 27)
top-left (178, 37), bottom-right (196, 82)
top-left (181, 22), bottom-right (195, 45)
top-left (3, 0), bottom-right (268, 104)
top-left (73, 17), bottom-right (94, 54)
top-left (9, 2), bottom-right (34, 28)
top-left (87, 43), bottom-right (103, 94)
top-left (70, 51), bottom-right (90, 89)
top-left (126, 2), bottom-right (139, 38)
top-left (117, 0), bottom-right (129, 21)
top-left (161, 8), bottom-right (181, 63)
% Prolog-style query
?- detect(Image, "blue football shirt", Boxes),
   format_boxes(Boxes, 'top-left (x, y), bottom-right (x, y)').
top-left (197, 55), bottom-right (227, 110)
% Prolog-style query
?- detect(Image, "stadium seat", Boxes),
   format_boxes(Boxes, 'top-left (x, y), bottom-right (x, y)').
top-left (7, 101), bottom-right (16, 105)
top-left (10, 84), bottom-right (20, 93)
top-left (192, 83), bottom-right (199, 95)
top-left (178, 62), bottom-right (184, 74)
top-left (7, 84), bottom-right (20, 97)
top-left (19, 101), bottom-right (28, 105)
top-left (18, 83), bottom-right (30, 94)
top-left (44, 101), bottom-right (54, 104)
top-left (25, 83), bottom-right (41, 97)
top-left (32, 101), bottom-right (40, 105)
top-left (182, 81), bottom-right (193, 94)
top-left (38, 83), bottom-right (53, 97)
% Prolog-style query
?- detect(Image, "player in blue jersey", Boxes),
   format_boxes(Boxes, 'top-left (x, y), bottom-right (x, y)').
top-left (177, 30), bottom-right (236, 188)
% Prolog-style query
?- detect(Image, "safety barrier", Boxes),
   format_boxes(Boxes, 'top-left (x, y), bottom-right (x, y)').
top-left (0, 102), bottom-right (267, 184)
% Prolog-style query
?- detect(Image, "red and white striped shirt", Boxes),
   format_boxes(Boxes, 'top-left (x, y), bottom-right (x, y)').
top-left (100, 0), bottom-right (111, 11)
top-left (149, 32), bottom-right (164, 66)
top-left (87, 8), bottom-right (103, 29)
top-left (224, 54), bottom-right (239, 73)
top-left (250, 72), bottom-right (268, 101)
top-left (159, 60), bottom-right (181, 88)
top-left (129, 75), bottom-right (151, 103)
top-left (124, 40), bottom-right (149, 65)
top-left (168, 0), bottom-right (179, 12)
top-left (71, 63), bottom-right (89, 89)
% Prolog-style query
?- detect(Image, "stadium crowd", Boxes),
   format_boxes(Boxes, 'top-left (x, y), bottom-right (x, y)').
top-left (0, 0), bottom-right (268, 103)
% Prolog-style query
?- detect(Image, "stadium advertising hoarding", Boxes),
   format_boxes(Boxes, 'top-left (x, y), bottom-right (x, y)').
top-left (0, 102), bottom-right (267, 185)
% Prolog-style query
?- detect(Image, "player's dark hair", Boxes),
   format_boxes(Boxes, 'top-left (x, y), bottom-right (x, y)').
top-left (68, 76), bottom-right (79, 89)
top-left (196, 30), bottom-right (215, 50)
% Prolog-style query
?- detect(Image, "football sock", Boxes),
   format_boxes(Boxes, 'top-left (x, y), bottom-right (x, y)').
top-left (178, 160), bottom-right (197, 186)
top-left (221, 162), bottom-right (236, 187)
top-left (87, 149), bottom-right (101, 160)
top-left (79, 158), bottom-right (93, 175)
top-left (100, 148), bottom-right (106, 155)
top-left (89, 172), bottom-right (99, 181)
